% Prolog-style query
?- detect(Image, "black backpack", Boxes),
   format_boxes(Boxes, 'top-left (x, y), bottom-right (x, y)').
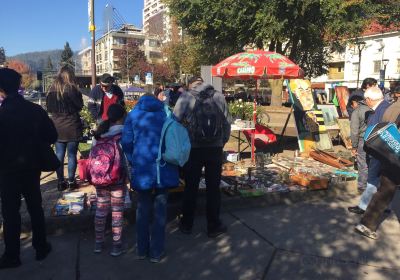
top-left (188, 88), bottom-right (225, 144)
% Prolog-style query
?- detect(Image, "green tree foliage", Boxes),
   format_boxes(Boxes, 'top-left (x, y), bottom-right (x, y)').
top-left (0, 47), bottom-right (6, 65)
top-left (46, 56), bottom-right (53, 70)
top-left (374, 0), bottom-right (400, 27)
top-left (60, 42), bottom-right (75, 69)
top-left (166, 0), bottom-right (375, 78)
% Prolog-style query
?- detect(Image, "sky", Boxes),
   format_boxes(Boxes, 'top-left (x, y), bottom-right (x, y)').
top-left (0, 0), bottom-right (144, 56)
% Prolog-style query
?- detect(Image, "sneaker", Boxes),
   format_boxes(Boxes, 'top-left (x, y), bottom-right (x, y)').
top-left (36, 242), bottom-right (52, 261)
top-left (348, 206), bottom-right (365, 215)
top-left (93, 242), bottom-right (103, 254)
top-left (110, 245), bottom-right (125, 257)
top-left (355, 224), bottom-right (378, 240)
top-left (57, 181), bottom-right (67, 191)
top-left (207, 224), bottom-right (227, 238)
top-left (0, 255), bottom-right (21, 270)
top-left (149, 252), bottom-right (165, 263)
top-left (67, 180), bottom-right (78, 190)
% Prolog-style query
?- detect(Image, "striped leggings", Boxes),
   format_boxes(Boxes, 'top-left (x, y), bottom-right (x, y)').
top-left (94, 184), bottom-right (125, 245)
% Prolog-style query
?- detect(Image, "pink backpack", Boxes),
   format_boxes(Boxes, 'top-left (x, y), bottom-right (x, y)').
top-left (87, 134), bottom-right (124, 186)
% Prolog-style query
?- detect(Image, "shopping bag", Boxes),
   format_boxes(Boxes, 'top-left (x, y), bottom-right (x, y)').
top-left (364, 122), bottom-right (400, 170)
top-left (78, 159), bottom-right (89, 181)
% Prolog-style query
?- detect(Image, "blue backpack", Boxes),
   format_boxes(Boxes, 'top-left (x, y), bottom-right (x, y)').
top-left (156, 106), bottom-right (191, 184)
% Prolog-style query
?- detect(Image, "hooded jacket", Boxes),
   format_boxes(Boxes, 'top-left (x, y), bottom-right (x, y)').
top-left (173, 83), bottom-right (231, 148)
top-left (350, 101), bottom-right (371, 148)
top-left (121, 95), bottom-right (179, 190)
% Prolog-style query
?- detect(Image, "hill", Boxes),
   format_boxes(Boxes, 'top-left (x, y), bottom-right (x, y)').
top-left (7, 50), bottom-right (63, 72)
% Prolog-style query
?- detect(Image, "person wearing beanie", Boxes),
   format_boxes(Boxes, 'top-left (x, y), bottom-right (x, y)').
top-left (88, 73), bottom-right (125, 123)
top-left (0, 68), bottom-right (57, 269)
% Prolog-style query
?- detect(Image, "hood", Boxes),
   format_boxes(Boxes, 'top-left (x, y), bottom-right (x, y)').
top-left (101, 124), bottom-right (124, 138)
top-left (137, 95), bottom-right (164, 112)
top-left (191, 83), bottom-right (215, 98)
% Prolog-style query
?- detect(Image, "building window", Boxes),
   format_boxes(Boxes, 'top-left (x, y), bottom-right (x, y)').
top-left (397, 59), bottom-right (400, 73)
top-left (149, 39), bottom-right (160, 47)
top-left (352, 63), bottom-right (359, 75)
top-left (373, 60), bottom-right (381, 74)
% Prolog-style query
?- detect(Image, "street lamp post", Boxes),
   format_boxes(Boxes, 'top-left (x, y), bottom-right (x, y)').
top-left (380, 58), bottom-right (389, 89)
top-left (356, 41), bottom-right (366, 89)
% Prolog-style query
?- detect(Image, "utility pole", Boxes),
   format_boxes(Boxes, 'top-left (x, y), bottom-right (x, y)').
top-left (89, 0), bottom-right (96, 88)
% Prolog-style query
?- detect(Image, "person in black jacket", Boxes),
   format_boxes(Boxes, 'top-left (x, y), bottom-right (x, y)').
top-left (88, 73), bottom-right (125, 123)
top-left (46, 66), bottom-right (83, 190)
top-left (0, 68), bottom-right (57, 269)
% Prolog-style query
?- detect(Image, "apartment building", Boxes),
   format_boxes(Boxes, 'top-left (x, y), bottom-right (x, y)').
top-left (143, 0), bottom-right (172, 42)
top-left (312, 23), bottom-right (400, 98)
top-left (78, 24), bottom-right (162, 78)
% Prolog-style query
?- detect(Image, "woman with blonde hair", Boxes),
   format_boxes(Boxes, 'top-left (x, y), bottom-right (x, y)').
top-left (46, 66), bottom-right (83, 191)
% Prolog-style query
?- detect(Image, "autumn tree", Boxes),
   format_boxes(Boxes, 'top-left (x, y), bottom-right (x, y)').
top-left (7, 60), bottom-right (35, 89)
top-left (116, 40), bottom-right (150, 82)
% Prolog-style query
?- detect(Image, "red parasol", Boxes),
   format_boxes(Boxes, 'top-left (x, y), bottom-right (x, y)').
top-left (212, 50), bottom-right (303, 161)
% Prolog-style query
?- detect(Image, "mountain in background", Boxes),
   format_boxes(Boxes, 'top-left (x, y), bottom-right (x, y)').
top-left (7, 50), bottom-right (64, 72)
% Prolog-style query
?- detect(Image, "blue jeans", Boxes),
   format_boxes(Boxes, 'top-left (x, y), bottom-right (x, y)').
top-left (358, 156), bottom-right (381, 210)
top-left (136, 189), bottom-right (168, 258)
top-left (55, 141), bottom-right (79, 182)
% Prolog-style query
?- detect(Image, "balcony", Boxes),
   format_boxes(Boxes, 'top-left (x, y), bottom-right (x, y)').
top-left (328, 72), bottom-right (344, 80)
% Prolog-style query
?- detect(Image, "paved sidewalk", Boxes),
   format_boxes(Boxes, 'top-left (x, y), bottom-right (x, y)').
top-left (1, 192), bottom-right (399, 279)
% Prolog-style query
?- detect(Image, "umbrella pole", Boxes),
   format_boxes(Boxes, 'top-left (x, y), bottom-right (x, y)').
top-left (251, 80), bottom-right (257, 162)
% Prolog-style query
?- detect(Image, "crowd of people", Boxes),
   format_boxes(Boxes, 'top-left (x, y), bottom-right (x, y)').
top-left (347, 77), bottom-right (400, 240)
top-left (0, 68), bottom-right (231, 269)
top-left (0, 66), bottom-right (399, 270)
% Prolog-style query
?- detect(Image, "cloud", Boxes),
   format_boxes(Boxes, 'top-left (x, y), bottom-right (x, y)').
top-left (80, 37), bottom-right (88, 50)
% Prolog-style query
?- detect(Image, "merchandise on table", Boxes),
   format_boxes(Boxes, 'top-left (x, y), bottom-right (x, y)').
top-left (221, 154), bottom-right (356, 197)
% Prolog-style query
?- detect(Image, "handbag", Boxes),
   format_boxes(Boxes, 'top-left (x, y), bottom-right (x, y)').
top-left (40, 143), bottom-right (61, 172)
top-left (364, 122), bottom-right (400, 170)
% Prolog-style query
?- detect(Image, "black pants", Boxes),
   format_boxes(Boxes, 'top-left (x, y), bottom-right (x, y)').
top-left (361, 168), bottom-right (400, 231)
top-left (0, 170), bottom-right (47, 259)
top-left (181, 147), bottom-right (223, 231)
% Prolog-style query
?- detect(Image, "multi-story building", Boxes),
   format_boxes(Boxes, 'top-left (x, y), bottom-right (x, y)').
top-left (312, 23), bottom-right (400, 98)
top-left (143, 0), bottom-right (172, 42)
top-left (77, 24), bottom-right (162, 78)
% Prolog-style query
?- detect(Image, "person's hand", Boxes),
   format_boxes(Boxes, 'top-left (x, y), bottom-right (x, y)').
top-left (351, 148), bottom-right (357, 156)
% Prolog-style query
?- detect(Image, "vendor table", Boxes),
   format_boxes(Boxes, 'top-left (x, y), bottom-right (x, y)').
top-left (230, 124), bottom-right (254, 160)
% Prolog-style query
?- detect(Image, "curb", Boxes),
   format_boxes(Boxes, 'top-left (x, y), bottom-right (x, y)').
top-left (1, 180), bottom-right (357, 237)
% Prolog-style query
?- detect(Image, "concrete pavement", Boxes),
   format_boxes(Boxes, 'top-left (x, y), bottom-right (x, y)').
top-left (1, 192), bottom-right (399, 280)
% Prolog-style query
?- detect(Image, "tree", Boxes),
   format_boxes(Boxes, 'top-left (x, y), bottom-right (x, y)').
top-left (7, 60), bottom-right (35, 89)
top-left (46, 56), bottom-right (54, 70)
top-left (166, 0), bottom-right (380, 105)
top-left (115, 41), bottom-right (149, 82)
top-left (60, 42), bottom-right (74, 69)
top-left (0, 47), bottom-right (5, 66)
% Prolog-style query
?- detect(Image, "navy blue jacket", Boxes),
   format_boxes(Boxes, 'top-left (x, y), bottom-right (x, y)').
top-left (121, 95), bottom-right (179, 190)
top-left (366, 100), bottom-right (391, 187)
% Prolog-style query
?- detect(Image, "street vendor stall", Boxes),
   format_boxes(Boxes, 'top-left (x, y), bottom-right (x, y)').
top-left (123, 86), bottom-right (146, 100)
top-left (212, 50), bottom-right (304, 160)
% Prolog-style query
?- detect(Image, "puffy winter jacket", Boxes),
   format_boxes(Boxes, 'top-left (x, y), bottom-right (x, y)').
top-left (121, 95), bottom-right (179, 190)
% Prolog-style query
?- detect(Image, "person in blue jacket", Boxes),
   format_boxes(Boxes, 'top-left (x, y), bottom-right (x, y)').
top-left (121, 93), bottom-right (178, 263)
